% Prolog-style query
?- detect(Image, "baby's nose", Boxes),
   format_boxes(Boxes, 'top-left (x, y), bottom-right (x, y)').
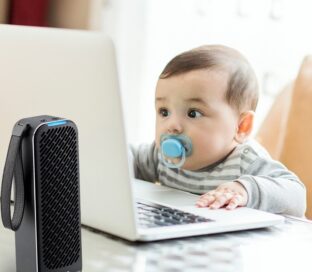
top-left (167, 117), bottom-right (183, 134)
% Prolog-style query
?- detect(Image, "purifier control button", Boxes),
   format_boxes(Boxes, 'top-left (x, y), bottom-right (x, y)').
top-left (40, 119), bottom-right (46, 122)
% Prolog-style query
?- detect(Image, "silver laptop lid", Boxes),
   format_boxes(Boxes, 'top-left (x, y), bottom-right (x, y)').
top-left (0, 25), bottom-right (138, 240)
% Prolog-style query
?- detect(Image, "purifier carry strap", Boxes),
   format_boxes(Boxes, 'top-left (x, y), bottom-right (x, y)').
top-left (1, 123), bottom-right (29, 231)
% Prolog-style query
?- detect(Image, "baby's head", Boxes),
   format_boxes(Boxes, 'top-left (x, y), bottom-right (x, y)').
top-left (155, 45), bottom-right (258, 170)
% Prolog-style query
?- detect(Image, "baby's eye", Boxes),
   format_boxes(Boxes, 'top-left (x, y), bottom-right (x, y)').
top-left (188, 109), bottom-right (203, 118)
top-left (158, 108), bottom-right (170, 117)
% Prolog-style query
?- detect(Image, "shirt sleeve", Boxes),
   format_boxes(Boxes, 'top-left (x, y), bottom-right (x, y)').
top-left (236, 158), bottom-right (306, 217)
top-left (129, 142), bottom-right (159, 182)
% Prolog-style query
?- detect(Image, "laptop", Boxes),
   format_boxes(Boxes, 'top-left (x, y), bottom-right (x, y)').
top-left (0, 24), bottom-right (284, 241)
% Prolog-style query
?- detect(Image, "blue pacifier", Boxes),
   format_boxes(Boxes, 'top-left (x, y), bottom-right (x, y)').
top-left (160, 134), bottom-right (193, 169)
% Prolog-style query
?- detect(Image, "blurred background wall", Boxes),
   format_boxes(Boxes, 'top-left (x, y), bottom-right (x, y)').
top-left (2, 0), bottom-right (312, 145)
top-left (101, 0), bottom-right (312, 145)
top-left (0, 0), bottom-right (8, 23)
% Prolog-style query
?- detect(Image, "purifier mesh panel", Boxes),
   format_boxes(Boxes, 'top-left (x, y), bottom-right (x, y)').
top-left (37, 126), bottom-right (80, 270)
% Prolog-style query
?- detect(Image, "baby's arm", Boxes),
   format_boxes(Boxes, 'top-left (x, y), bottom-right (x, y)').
top-left (129, 142), bottom-right (159, 182)
top-left (197, 158), bottom-right (306, 216)
top-left (235, 158), bottom-right (306, 217)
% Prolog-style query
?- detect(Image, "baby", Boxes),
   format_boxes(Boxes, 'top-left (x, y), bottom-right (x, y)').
top-left (131, 45), bottom-right (306, 217)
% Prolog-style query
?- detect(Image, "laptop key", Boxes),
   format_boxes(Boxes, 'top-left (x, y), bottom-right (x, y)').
top-left (136, 200), bottom-right (214, 228)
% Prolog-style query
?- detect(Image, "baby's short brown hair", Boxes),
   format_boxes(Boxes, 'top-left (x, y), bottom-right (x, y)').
top-left (159, 45), bottom-right (259, 113)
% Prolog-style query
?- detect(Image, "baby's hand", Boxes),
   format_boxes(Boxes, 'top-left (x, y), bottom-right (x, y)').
top-left (196, 181), bottom-right (248, 210)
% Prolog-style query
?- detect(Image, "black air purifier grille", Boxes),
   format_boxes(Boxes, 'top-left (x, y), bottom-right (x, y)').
top-left (36, 126), bottom-right (80, 270)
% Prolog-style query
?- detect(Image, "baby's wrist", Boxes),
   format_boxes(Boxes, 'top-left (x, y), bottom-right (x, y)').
top-left (233, 180), bottom-right (248, 205)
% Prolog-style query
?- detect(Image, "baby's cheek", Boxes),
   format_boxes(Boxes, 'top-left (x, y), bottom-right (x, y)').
top-left (193, 140), bottom-right (221, 164)
top-left (154, 131), bottom-right (161, 148)
top-left (194, 139), bottom-right (213, 155)
top-left (155, 139), bottom-right (160, 149)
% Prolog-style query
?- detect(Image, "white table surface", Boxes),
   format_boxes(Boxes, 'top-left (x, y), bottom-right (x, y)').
top-left (0, 217), bottom-right (311, 272)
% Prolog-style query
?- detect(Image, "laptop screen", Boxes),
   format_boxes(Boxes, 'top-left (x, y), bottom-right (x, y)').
top-left (0, 25), bottom-right (137, 237)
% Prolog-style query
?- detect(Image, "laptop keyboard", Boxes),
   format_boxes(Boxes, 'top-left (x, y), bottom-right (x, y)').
top-left (136, 200), bottom-right (213, 228)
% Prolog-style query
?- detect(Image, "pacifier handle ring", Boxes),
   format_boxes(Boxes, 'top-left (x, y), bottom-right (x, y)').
top-left (160, 147), bottom-right (186, 169)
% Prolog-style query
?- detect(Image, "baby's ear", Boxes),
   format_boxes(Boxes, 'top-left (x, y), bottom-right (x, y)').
top-left (235, 111), bottom-right (255, 143)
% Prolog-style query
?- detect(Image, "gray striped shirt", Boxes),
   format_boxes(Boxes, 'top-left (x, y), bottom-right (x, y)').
top-left (130, 140), bottom-right (306, 217)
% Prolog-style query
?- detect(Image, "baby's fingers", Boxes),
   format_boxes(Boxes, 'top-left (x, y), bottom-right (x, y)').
top-left (226, 193), bottom-right (243, 210)
top-left (196, 191), bottom-right (217, 207)
top-left (209, 192), bottom-right (233, 209)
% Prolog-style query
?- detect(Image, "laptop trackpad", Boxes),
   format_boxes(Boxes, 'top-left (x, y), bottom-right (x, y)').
top-left (133, 179), bottom-right (199, 207)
